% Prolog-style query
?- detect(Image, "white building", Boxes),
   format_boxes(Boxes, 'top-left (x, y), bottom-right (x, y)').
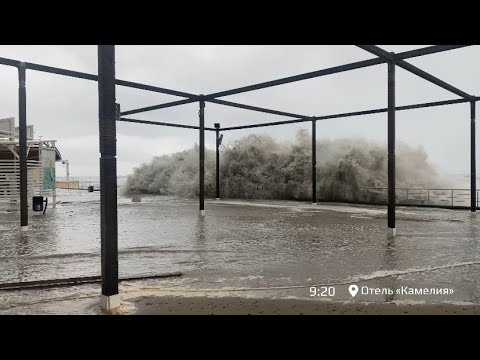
top-left (0, 117), bottom-right (62, 211)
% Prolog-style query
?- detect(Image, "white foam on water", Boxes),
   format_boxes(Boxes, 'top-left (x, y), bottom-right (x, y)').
top-left (212, 278), bottom-right (228, 283)
top-left (212, 199), bottom-right (437, 219)
top-left (440, 300), bottom-right (477, 306)
top-left (117, 260), bottom-right (480, 297)
top-left (239, 275), bottom-right (264, 281)
top-left (345, 260), bottom-right (480, 283)
top-left (391, 299), bottom-right (425, 306)
top-left (281, 295), bottom-right (306, 300)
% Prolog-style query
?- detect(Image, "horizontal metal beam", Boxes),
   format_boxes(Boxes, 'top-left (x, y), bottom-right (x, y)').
top-left (0, 56), bottom-right (198, 99)
top-left (27, 62), bottom-right (196, 98)
top-left (0, 56), bottom-right (21, 67)
top-left (122, 98), bottom-right (312, 119)
top-left (118, 117), bottom-right (216, 131)
top-left (204, 57), bottom-right (387, 100)
top-left (222, 117), bottom-right (306, 131)
top-left (26, 62), bottom-right (98, 81)
top-left (108, 57), bottom-right (392, 116)
top-left (121, 98), bottom-right (199, 116)
top-left (114, 79), bottom-right (197, 99)
top-left (1, 45), bottom-right (476, 120)
top-left (112, 46), bottom-right (476, 118)
top-left (357, 45), bottom-right (473, 99)
top-left (221, 97), bottom-right (478, 131)
top-left (122, 94), bottom-right (312, 118)
top-left (207, 98), bottom-right (308, 118)
top-left (394, 45), bottom-right (472, 60)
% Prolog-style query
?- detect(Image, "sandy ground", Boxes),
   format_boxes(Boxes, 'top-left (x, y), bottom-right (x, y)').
top-left (120, 295), bottom-right (480, 315)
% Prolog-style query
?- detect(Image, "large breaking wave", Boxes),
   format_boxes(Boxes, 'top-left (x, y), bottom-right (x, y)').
top-left (124, 130), bottom-right (446, 202)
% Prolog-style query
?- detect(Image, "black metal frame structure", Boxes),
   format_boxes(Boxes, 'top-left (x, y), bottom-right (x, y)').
top-left (0, 45), bottom-right (477, 305)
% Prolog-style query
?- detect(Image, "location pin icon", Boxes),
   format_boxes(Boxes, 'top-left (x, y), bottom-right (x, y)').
top-left (349, 285), bottom-right (359, 298)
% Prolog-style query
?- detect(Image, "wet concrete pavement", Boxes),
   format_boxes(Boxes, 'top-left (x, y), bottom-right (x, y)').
top-left (1, 190), bottom-right (479, 314)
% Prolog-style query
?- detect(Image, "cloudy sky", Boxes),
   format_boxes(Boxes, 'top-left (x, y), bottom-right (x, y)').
top-left (0, 45), bottom-right (478, 179)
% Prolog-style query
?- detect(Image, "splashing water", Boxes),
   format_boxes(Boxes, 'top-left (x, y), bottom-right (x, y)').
top-left (124, 130), bottom-right (447, 202)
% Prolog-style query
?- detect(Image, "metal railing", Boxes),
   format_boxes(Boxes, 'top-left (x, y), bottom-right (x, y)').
top-left (56, 180), bottom-right (100, 190)
top-left (358, 187), bottom-right (479, 208)
top-left (56, 181), bottom-right (79, 189)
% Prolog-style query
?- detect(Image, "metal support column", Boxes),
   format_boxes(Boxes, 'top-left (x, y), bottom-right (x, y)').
top-left (312, 119), bottom-right (317, 204)
top-left (199, 97), bottom-right (205, 215)
top-left (388, 59), bottom-right (396, 236)
top-left (18, 62), bottom-right (28, 231)
top-left (471, 101), bottom-right (476, 212)
top-left (215, 123), bottom-right (221, 200)
top-left (97, 45), bottom-right (119, 311)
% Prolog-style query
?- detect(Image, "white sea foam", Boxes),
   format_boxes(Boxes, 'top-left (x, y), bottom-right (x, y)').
top-left (239, 275), bottom-right (264, 281)
top-left (391, 299), bottom-right (425, 306)
top-left (345, 261), bottom-right (480, 284)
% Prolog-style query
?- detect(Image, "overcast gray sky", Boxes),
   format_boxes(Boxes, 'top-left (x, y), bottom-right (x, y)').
top-left (0, 45), bottom-right (478, 178)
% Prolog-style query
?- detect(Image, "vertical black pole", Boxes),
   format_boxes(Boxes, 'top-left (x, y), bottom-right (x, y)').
top-left (18, 63), bottom-right (28, 231)
top-left (471, 101), bottom-right (476, 212)
top-left (312, 119), bottom-right (317, 204)
top-left (215, 123), bottom-right (220, 199)
top-left (98, 45), bottom-right (119, 309)
top-left (199, 97), bottom-right (205, 215)
top-left (387, 59), bottom-right (396, 235)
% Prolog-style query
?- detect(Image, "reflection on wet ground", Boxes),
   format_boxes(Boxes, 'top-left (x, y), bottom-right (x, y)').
top-left (1, 189), bottom-right (479, 314)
